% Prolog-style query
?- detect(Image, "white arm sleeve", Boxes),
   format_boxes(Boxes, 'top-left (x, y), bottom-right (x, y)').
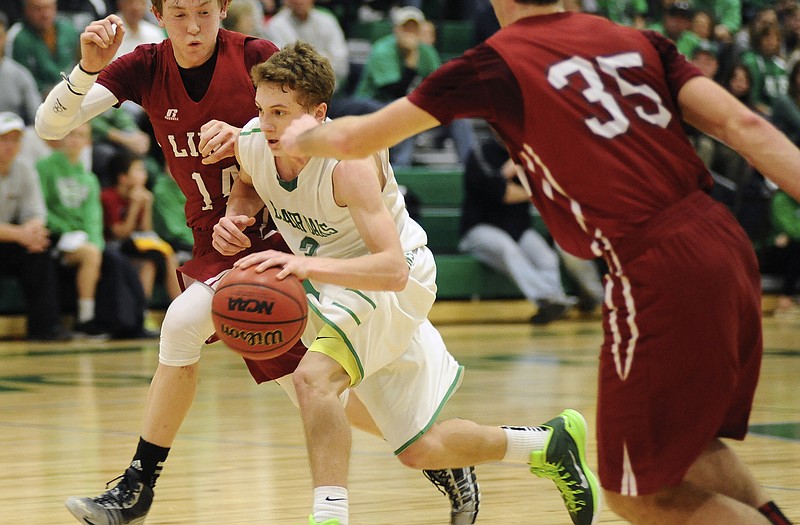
top-left (35, 65), bottom-right (119, 140)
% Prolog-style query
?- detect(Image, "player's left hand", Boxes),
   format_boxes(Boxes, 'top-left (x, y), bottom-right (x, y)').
top-left (235, 250), bottom-right (309, 281)
top-left (199, 120), bottom-right (240, 165)
top-left (280, 114), bottom-right (321, 157)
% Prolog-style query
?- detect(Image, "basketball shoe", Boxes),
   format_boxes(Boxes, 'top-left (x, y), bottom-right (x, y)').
top-left (529, 409), bottom-right (600, 525)
top-left (65, 465), bottom-right (153, 525)
top-left (308, 516), bottom-right (340, 525)
top-left (423, 467), bottom-right (480, 524)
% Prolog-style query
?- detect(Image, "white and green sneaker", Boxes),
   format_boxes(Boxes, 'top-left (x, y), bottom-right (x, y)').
top-left (423, 467), bottom-right (480, 524)
top-left (530, 409), bottom-right (600, 525)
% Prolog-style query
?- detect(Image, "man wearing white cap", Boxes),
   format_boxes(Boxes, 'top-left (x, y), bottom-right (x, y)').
top-left (351, 5), bottom-right (477, 167)
top-left (0, 111), bottom-right (68, 341)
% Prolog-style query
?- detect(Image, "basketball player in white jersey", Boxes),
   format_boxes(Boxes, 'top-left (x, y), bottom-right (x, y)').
top-left (208, 41), bottom-right (600, 525)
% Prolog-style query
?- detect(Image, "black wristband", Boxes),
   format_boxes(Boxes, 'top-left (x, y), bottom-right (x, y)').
top-left (78, 63), bottom-right (102, 76)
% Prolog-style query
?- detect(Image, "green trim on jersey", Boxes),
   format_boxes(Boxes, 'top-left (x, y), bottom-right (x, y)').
top-left (345, 288), bottom-right (377, 309)
top-left (278, 177), bottom-right (299, 191)
top-left (307, 301), bottom-right (365, 384)
top-left (393, 365), bottom-right (465, 455)
top-left (239, 127), bottom-right (262, 136)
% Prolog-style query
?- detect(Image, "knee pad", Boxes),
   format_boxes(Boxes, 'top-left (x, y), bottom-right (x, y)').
top-left (158, 282), bottom-right (216, 366)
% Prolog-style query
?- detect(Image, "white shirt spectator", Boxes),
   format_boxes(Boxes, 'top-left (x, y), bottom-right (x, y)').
top-left (264, 1), bottom-right (349, 88)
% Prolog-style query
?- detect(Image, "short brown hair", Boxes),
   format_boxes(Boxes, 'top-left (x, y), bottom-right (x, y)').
top-left (151, 0), bottom-right (228, 16)
top-left (250, 41), bottom-right (335, 110)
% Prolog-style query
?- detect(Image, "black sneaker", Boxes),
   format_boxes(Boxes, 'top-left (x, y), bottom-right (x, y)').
top-left (65, 466), bottom-right (154, 525)
top-left (27, 328), bottom-right (73, 342)
top-left (73, 319), bottom-right (111, 340)
top-left (530, 299), bottom-right (571, 325)
top-left (423, 467), bottom-right (480, 525)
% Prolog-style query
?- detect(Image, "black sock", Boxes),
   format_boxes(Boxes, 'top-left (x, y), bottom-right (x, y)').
top-left (131, 436), bottom-right (170, 488)
top-left (759, 501), bottom-right (794, 525)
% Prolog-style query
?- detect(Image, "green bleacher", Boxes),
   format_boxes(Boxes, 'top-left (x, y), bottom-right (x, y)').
top-left (394, 166), bottom-right (525, 300)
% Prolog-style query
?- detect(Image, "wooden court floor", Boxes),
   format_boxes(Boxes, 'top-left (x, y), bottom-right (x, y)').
top-left (0, 303), bottom-right (798, 524)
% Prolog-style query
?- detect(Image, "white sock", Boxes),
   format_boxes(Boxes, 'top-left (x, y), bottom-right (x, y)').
top-left (78, 299), bottom-right (95, 323)
top-left (312, 486), bottom-right (348, 525)
top-left (502, 426), bottom-right (550, 464)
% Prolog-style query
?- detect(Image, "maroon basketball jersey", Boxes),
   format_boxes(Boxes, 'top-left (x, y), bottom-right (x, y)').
top-left (98, 31), bottom-right (277, 256)
top-left (410, 13), bottom-right (712, 259)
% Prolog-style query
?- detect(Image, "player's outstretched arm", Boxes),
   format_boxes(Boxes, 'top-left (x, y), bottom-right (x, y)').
top-left (35, 15), bottom-right (126, 140)
top-left (679, 76), bottom-right (800, 200)
top-left (281, 98), bottom-right (440, 159)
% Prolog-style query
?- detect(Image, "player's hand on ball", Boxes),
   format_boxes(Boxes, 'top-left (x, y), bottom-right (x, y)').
top-left (199, 120), bottom-right (240, 165)
top-left (212, 215), bottom-right (255, 255)
top-left (235, 250), bottom-right (309, 281)
top-left (280, 114), bottom-right (320, 157)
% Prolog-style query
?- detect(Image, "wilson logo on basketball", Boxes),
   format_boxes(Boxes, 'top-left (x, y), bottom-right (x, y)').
top-left (219, 323), bottom-right (284, 347)
top-left (227, 297), bottom-right (275, 315)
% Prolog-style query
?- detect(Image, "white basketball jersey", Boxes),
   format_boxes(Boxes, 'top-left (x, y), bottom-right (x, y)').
top-left (237, 117), bottom-right (427, 259)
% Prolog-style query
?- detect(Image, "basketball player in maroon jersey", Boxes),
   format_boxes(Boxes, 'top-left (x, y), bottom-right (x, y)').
top-left (35, 2), bottom-right (479, 524)
top-left (278, 1), bottom-right (800, 524)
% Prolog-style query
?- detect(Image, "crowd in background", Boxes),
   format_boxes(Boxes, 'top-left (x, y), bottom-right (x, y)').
top-left (2, 0), bottom-right (800, 341)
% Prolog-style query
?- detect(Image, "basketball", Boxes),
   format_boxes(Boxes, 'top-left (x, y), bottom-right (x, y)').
top-left (211, 265), bottom-right (308, 360)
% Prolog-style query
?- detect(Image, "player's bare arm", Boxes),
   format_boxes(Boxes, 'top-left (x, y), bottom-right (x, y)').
top-left (679, 76), bottom-right (800, 200)
top-left (281, 98), bottom-right (439, 159)
top-left (199, 119), bottom-right (241, 165)
top-left (211, 165), bottom-right (260, 256)
top-left (237, 157), bottom-right (409, 291)
top-left (313, 156), bottom-right (408, 291)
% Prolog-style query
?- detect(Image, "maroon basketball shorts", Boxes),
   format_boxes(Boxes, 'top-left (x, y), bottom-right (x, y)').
top-left (597, 191), bottom-right (763, 496)
top-left (178, 229), bottom-right (306, 383)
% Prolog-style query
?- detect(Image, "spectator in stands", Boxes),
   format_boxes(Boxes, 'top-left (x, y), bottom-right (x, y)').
top-left (771, 60), bottom-right (800, 145)
top-left (734, 6), bottom-right (778, 58)
top-left (459, 134), bottom-right (583, 325)
top-left (0, 8), bottom-right (52, 192)
top-left (222, 0), bottom-right (261, 37)
top-left (690, 9), bottom-right (715, 40)
top-left (740, 22), bottom-right (788, 116)
top-left (0, 112), bottom-right (68, 341)
top-left (101, 149), bottom-right (181, 305)
top-left (89, 106), bottom-right (150, 185)
top-left (596, 0), bottom-right (648, 28)
top-left (690, 38), bottom-right (720, 79)
top-left (5, 0), bottom-right (80, 95)
top-left (781, 2), bottom-right (800, 61)
top-left (351, 6), bottom-right (476, 166)
top-left (151, 167), bottom-right (193, 263)
top-left (113, 0), bottom-right (164, 59)
top-left (57, 0), bottom-right (111, 31)
top-left (727, 61), bottom-right (755, 105)
top-left (0, 11), bottom-right (42, 125)
top-left (685, 40), bottom-right (720, 165)
top-left (768, 189), bottom-right (800, 315)
top-left (37, 122), bottom-right (109, 338)
top-left (470, 0), bottom-right (499, 44)
top-left (648, 0), bottom-right (699, 56)
top-left (690, 0), bottom-right (741, 42)
top-left (264, 0), bottom-right (349, 93)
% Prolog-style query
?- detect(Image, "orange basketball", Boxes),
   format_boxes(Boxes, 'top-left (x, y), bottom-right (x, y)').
top-left (212, 265), bottom-right (308, 360)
